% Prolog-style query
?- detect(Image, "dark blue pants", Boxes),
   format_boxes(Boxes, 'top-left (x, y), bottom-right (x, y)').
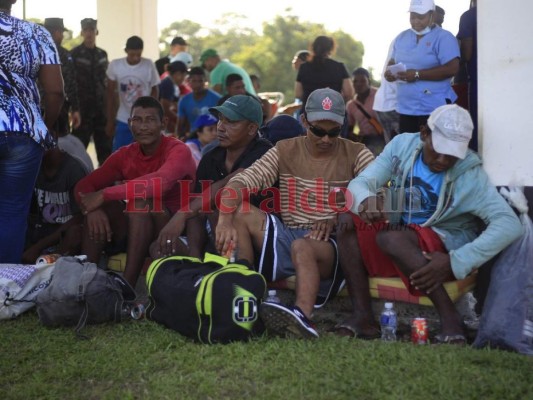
top-left (0, 133), bottom-right (43, 263)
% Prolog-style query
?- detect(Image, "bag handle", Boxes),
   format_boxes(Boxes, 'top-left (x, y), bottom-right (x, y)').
top-left (203, 252), bottom-right (229, 266)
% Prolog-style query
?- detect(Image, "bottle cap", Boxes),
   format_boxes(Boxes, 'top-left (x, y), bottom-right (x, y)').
top-left (384, 302), bottom-right (393, 309)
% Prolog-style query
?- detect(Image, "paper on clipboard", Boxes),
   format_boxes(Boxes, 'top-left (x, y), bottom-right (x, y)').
top-left (386, 62), bottom-right (406, 77)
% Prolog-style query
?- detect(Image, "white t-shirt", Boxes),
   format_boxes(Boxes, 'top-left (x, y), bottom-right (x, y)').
top-left (106, 57), bottom-right (160, 123)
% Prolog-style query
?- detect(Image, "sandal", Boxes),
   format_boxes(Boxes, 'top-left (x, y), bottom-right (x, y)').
top-left (332, 323), bottom-right (381, 340)
top-left (433, 333), bottom-right (467, 345)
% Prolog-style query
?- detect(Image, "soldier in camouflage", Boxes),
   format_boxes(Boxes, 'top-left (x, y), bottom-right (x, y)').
top-left (43, 18), bottom-right (81, 137)
top-left (71, 18), bottom-right (111, 165)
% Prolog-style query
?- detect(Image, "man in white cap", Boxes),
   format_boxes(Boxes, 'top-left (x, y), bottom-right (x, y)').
top-left (215, 88), bottom-right (375, 338)
top-left (335, 104), bottom-right (522, 343)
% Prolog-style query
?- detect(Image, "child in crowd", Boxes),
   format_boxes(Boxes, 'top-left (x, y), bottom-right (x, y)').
top-left (185, 114), bottom-right (219, 165)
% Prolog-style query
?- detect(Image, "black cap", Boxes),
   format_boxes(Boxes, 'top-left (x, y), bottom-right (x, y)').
top-left (125, 35), bottom-right (143, 50)
top-left (44, 18), bottom-right (66, 32)
top-left (81, 18), bottom-right (97, 30)
top-left (170, 36), bottom-right (187, 46)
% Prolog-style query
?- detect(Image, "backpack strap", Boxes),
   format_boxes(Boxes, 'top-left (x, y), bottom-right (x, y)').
top-left (203, 252), bottom-right (229, 267)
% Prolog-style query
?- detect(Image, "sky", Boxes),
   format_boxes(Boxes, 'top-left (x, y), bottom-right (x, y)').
top-left (11, 0), bottom-right (469, 74)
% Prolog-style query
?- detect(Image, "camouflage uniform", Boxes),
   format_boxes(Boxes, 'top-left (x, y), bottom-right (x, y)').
top-left (71, 43), bottom-right (110, 165)
top-left (54, 45), bottom-right (80, 136)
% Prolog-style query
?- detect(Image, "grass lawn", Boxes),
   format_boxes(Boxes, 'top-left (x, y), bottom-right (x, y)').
top-left (1, 311), bottom-right (531, 400)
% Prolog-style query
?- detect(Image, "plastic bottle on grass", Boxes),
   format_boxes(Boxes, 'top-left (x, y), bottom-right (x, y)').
top-left (380, 302), bottom-right (397, 342)
top-left (265, 290), bottom-right (280, 303)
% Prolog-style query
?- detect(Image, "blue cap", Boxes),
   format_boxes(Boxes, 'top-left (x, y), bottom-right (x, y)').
top-left (193, 113), bottom-right (218, 131)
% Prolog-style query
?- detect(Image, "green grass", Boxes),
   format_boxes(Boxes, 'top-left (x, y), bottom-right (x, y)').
top-left (1, 312), bottom-right (531, 400)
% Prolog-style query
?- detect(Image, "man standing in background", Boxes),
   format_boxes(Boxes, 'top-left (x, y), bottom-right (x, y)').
top-left (43, 18), bottom-right (81, 139)
top-left (155, 36), bottom-right (188, 77)
top-left (71, 18), bottom-right (111, 166)
top-left (200, 48), bottom-right (256, 96)
top-left (106, 35), bottom-right (160, 151)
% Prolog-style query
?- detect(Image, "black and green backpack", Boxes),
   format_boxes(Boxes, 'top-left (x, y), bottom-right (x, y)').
top-left (146, 253), bottom-right (266, 344)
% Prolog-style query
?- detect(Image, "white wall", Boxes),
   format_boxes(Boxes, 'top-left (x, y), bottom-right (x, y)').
top-left (479, 1), bottom-right (533, 186)
top-left (96, 0), bottom-right (159, 62)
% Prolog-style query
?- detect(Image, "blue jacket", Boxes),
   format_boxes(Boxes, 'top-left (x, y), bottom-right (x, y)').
top-left (348, 133), bottom-right (522, 279)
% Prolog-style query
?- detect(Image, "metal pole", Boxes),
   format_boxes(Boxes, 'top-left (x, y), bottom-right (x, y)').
top-left (22, 0), bottom-right (26, 20)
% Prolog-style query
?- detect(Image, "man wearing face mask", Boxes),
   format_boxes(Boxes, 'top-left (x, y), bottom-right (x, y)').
top-left (384, 0), bottom-right (460, 134)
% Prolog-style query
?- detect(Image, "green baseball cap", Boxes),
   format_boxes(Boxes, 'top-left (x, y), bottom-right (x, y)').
top-left (200, 48), bottom-right (218, 63)
top-left (209, 95), bottom-right (263, 126)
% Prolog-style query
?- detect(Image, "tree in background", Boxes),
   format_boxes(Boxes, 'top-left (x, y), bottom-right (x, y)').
top-left (159, 12), bottom-right (364, 102)
top-left (58, 12), bottom-right (365, 105)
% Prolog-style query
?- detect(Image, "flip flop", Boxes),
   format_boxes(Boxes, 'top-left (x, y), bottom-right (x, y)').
top-left (332, 323), bottom-right (381, 340)
top-left (433, 333), bottom-right (467, 345)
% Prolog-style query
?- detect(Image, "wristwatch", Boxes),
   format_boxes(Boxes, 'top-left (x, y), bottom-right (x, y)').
top-left (414, 70), bottom-right (420, 81)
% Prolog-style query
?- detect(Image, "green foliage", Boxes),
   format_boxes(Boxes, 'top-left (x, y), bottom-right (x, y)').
top-left (159, 12), bottom-right (365, 101)
top-left (1, 312), bottom-right (532, 400)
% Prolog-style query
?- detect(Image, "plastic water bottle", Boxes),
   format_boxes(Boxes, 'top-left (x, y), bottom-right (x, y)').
top-left (265, 290), bottom-right (281, 304)
top-left (380, 302), bottom-right (397, 342)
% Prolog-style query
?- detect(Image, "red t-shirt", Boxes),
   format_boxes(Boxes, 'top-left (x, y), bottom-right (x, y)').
top-left (75, 135), bottom-right (196, 213)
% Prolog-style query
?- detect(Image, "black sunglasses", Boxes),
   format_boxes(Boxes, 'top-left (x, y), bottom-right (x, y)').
top-left (307, 121), bottom-right (342, 138)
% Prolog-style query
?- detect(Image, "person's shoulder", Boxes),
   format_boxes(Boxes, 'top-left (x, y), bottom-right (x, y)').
top-left (161, 135), bottom-right (187, 149)
top-left (275, 136), bottom-right (305, 152)
top-left (207, 89), bottom-right (222, 99)
top-left (95, 46), bottom-right (108, 57)
top-left (251, 137), bottom-right (274, 152)
top-left (63, 152), bottom-right (90, 174)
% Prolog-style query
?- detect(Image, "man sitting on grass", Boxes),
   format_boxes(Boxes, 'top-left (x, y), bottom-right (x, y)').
top-left (336, 104), bottom-right (522, 343)
top-left (75, 96), bottom-right (196, 286)
top-left (150, 95), bottom-right (272, 259)
top-left (215, 88), bottom-right (375, 339)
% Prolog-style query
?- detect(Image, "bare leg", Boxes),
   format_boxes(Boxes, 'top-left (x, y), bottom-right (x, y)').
top-left (123, 199), bottom-right (171, 286)
top-left (82, 201), bottom-right (127, 264)
top-left (229, 204), bottom-right (267, 264)
top-left (336, 213), bottom-right (380, 337)
top-left (376, 230), bottom-right (465, 337)
top-left (291, 238), bottom-right (334, 318)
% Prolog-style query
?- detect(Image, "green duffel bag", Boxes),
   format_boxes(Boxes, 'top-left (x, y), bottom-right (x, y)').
top-left (146, 253), bottom-right (266, 344)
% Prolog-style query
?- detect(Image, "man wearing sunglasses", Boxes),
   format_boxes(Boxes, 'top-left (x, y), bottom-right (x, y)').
top-left (215, 88), bottom-right (375, 338)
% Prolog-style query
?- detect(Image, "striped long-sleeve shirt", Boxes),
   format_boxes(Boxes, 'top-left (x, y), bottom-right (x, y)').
top-left (229, 136), bottom-right (374, 227)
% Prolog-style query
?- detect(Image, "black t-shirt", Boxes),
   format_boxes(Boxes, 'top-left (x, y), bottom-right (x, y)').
top-left (29, 152), bottom-right (88, 226)
top-left (296, 58), bottom-right (350, 106)
top-left (195, 137), bottom-right (273, 207)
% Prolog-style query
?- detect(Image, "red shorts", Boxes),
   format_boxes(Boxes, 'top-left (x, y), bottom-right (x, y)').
top-left (352, 215), bottom-right (447, 296)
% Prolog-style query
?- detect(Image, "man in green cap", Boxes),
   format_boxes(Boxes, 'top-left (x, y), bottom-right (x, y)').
top-left (200, 48), bottom-right (256, 96)
top-left (151, 94), bottom-right (272, 259)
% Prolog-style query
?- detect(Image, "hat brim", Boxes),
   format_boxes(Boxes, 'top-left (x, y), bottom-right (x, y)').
top-left (209, 105), bottom-right (261, 126)
top-left (431, 129), bottom-right (469, 159)
top-left (409, 7), bottom-right (434, 14)
top-left (306, 111), bottom-right (345, 126)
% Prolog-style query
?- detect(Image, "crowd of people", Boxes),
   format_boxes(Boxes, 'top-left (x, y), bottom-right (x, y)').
top-left (1, 0), bottom-right (521, 344)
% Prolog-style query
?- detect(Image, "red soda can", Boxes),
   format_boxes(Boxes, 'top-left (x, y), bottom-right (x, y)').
top-left (224, 240), bottom-right (236, 262)
top-left (36, 254), bottom-right (60, 265)
top-left (411, 318), bottom-right (429, 344)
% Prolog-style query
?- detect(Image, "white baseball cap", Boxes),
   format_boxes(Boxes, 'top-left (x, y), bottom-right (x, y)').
top-left (427, 104), bottom-right (474, 159)
top-left (170, 52), bottom-right (193, 67)
top-left (409, 0), bottom-right (435, 14)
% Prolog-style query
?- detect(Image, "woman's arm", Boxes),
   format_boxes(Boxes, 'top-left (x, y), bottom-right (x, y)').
top-left (38, 64), bottom-right (65, 137)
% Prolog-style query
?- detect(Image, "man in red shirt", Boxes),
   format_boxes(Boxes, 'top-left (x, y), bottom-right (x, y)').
top-left (75, 96), bottom-right (196, 286)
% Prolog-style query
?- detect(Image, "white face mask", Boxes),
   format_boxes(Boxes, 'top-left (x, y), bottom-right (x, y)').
top-left (411, 25), bottom-right (432, 36)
